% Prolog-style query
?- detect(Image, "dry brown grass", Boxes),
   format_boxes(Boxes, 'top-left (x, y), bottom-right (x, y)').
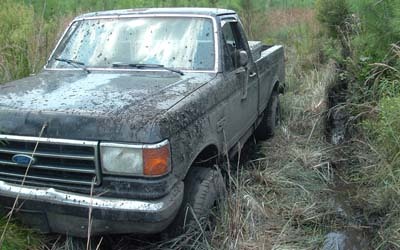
top-left (265, 8), bottom-right (317, 34)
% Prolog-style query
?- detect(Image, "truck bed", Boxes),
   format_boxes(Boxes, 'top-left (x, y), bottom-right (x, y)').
top-left (248, 41), bottom-right (279, 61)
top-left (249, 40), bottom-right (285, 112)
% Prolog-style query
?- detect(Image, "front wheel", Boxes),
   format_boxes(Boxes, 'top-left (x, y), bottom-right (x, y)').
top-left (168, 167), bottom-right (226, 235)
top-left (255, 92), bottom-right (281, 140)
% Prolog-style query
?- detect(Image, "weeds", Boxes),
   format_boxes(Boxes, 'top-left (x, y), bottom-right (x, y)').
top-left (0, 217), bottom-right (42, 250)
top-left (355, 96), bottom-right (400, 248)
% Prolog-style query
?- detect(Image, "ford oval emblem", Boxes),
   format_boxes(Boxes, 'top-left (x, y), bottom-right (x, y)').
top-left (11, 154), bottom-right (36, 166)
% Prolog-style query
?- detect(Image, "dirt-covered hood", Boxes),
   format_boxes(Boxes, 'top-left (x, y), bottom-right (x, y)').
top-left (0, 70), bottom-right (215, 142)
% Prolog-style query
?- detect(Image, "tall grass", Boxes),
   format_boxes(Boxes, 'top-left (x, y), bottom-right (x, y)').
top-left (0, 1), bottom-right (34, 82)
top-left (0, 0), bottom-right (68, 84)
top-left (0, 218), bottom-right (41, 250)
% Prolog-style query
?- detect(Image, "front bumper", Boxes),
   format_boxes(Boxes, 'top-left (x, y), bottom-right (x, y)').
top-left (0, 180), bottom-right (183, 236)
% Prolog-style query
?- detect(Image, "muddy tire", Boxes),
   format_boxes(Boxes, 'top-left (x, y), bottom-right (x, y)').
top-left (255, 92), bottom-right (280, 140)
top-left (168, 167), bottom-right (226, 235)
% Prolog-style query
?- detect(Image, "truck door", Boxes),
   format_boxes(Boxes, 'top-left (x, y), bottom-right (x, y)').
top-left (221, 19), bottom-right (259, 148)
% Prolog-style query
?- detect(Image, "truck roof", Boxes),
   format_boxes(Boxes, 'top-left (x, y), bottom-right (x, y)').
top-left (76, 7), bottom-right (236, 19)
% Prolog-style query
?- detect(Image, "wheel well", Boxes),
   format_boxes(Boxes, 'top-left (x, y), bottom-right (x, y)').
top-left (273, 81), bottom-right (285, 94)
top-left (273, 81), bottom-right (280, 93)
top-left (192, 145), bottom-right (219, 167)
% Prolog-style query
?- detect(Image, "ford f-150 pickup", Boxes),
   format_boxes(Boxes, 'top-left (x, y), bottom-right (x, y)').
top-left (0, 8), bottom-right (284, 236)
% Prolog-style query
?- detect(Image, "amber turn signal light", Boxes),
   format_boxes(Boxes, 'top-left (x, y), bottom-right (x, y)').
top-left (143, 144), bottom-right (170, 176)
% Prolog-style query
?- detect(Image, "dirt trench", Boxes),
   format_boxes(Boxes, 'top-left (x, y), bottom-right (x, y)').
top-left (324, 69), bottom-right (371, 250)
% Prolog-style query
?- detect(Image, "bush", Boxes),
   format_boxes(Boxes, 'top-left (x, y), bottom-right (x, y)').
top-left (315, 0), bottom-right (350, 38)
top-left (317, 0), bottom-right (400, 104)
top-left (347, 45), bottom-right (400, 105)
top-left (351, 0), bottom-right (400, 62)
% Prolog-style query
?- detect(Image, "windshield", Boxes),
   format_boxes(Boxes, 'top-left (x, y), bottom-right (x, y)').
top-left (47, 17), bottom-right (215, 71)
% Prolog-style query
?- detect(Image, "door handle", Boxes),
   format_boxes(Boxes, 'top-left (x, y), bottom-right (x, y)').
top-left (249, 72), bottom-right (257, 78)
top-left (235, 67), bottom-right (247, 74)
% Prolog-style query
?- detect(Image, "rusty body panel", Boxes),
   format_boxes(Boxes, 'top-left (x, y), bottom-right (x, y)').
top-left (0, 8), bottom-right (284, 236)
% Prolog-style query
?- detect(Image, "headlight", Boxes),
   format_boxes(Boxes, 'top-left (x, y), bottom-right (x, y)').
top-left (100, 140), bottom-right (170, 176)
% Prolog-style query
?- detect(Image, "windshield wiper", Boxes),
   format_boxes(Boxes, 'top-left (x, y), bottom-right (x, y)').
top-left (55, 58), bottom-right (91, 73)
top-left (112, 63), bottom-right (184, 76)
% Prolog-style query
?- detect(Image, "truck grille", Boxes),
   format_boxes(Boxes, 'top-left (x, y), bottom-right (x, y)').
top-left (0, 135), bottom-right (100, 186)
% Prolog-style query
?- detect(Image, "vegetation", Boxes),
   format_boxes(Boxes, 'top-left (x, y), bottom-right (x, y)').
top-left (1, 0), bottom-right (400, 249)
top-left (317, 0), bottom-right (400, 248)
top-left (0, 218), bottom-right (41, 250)
top-left (0, 0), bottom-right (67, 83)
top-left (0, 1), bottom-right (34, 82)
top-left (316, 0), bottom-right (349, 38)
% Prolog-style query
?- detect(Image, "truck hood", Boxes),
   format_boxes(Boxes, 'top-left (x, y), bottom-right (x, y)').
top-left (0, 70), bottom-right (215, 142)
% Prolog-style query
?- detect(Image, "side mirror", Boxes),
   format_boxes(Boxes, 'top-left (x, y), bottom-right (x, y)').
top-left (238, 50), bottom-right (249, 67)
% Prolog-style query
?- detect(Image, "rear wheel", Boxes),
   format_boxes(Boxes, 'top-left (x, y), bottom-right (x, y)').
top-left (168, 167), bottom-right (226, 235)
top-left (255, 92), bottom-right (281, 140)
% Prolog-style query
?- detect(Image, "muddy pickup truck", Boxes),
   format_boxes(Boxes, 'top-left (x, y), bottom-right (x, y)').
top-left (0, 8), bottom-right (284, 236)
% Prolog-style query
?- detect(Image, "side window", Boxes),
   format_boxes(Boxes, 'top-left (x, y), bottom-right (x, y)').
top-left (222, 23), bottom-right (236, 72)
top-left (221, 22), bottom-right (246, 72)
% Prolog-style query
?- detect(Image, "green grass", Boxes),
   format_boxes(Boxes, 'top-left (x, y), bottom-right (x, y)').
top-left (0, 218), bottom-right (42, 250)
top-left (351, 95), bottom-right (400, 249)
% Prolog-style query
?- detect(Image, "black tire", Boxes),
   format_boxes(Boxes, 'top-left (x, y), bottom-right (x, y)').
top-left (168, 167), bottom-right (226, 235)
top-left (255, 92), bottom-right (281, 140)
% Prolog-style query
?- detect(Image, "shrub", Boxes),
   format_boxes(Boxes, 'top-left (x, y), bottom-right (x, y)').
top-left (347, 44), bottom-right (400, 105)
top-left (315, 0), bottom-right (350, 38)
top-left (351, 0), bottom-right (400, 62)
